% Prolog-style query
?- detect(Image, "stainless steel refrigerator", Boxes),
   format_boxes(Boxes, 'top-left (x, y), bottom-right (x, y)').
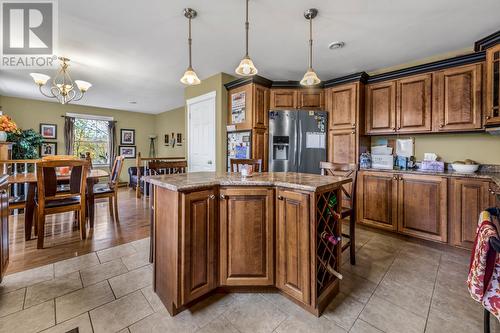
top-left (268, 110), bottom-right (328, 174)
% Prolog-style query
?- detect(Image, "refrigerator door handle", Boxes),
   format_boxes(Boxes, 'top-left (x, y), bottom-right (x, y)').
top-left (297, 118), bottom-right (302, 170)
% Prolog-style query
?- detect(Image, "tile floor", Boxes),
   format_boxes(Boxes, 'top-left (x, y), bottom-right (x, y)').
top-left (0, 227), bottom-right (498, 333)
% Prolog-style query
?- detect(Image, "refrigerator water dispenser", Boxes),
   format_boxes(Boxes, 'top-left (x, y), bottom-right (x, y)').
top-left (272, 136), bottom-right (289, 160)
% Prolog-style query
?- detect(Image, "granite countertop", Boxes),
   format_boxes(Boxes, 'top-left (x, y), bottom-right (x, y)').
top-left (143, 172), bottom-right (352, 192)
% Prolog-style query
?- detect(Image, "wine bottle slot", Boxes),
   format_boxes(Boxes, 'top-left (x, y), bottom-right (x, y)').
top-left (318, 258), bottom-right (343, 280)
top-left (321, 231), bottom-right (341, 245)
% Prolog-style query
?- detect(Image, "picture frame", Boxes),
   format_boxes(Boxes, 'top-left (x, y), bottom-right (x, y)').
top-left (164, 134), bottom-right (169, 145)
top-left (40, 123), bottom-right (57, 139)
top-left (176, 133), bottom-right (182, 146)
top-left (40, 142), bottom-right (57, 157)
top-left (119, 145), bottom-right (136, 159)
top-left (120, 129), bottom-right (135, 145)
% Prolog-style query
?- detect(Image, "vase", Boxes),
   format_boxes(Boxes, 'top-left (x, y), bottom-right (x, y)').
top-left (0, 131), bottom-right (7, 142)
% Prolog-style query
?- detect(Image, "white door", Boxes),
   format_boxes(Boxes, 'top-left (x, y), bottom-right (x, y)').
top-left (187, 91), bottom-right (216, 172)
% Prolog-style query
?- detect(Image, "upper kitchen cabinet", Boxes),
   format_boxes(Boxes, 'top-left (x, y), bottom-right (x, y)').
top-left (270, 89), bottom-right (297, 110)
top-left (433, 63), bottom-right (483, 131)
top-left (486, 44), bottom-right (500, 125)
top-left (297, 89), bottom-right (324, 109)
top-left (227, 83), bottom-right (269, 130)
top-left (396, 73), bottom-right (432, 133)
top-left (365, 81), bottom-right (397, 134)
top-left (327, 83), bottom-right (358, 131)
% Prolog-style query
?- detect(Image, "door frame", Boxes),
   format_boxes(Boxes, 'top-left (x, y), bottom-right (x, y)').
top-left (186, 91), bottom-right (217, 172)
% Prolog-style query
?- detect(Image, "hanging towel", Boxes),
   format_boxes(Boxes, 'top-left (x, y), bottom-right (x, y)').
top-left (468, 210), bottom-right (500, 321)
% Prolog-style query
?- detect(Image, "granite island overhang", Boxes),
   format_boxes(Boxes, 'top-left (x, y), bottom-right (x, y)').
top-left (144, 172), bottom-right (352, 316)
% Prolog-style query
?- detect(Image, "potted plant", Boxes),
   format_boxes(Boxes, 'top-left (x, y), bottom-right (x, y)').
top-left (0, 115), bottom-right (19, 142)
top-left (7, 129), bottom-right (44, 160)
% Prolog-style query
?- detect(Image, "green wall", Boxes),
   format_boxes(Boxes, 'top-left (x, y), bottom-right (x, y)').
top-left (155, 106), bottom-right (186, 158)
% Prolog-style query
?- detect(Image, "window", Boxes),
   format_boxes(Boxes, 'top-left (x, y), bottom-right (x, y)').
top-left (73, 117), bottom-right (110, 165)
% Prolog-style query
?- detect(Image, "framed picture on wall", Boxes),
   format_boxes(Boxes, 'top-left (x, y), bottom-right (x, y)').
top-left (119, 145), bottom-right (136, 159)
top-left (40, 142), bottom-right (57, 157)
top-left (120, 129), bottom-right (135, 145)
top-left (164, 134), bottom-right (169, 145)
top-left (40, 124), bottom-right (57, 139)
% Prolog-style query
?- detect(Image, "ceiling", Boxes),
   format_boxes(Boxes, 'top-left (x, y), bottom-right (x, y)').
top-left (0, 0), bottom-right (499, 114)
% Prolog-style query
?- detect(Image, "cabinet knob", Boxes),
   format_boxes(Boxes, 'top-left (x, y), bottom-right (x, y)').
top-left (393, 175), bottom-right (398, 180)
top-left (439, 124), bottom-right (444, 128)
top-left (351, 131), bottom-right (356, 134)
top-left (398, 176), bottom-right (403, 180)
top-left (220, 194), bottom-right (226, 200)
top-left (397, 126), bottom-right (401, 130)
top-left (486, 116), bottom-right (491, 120)
top-left (392, 128), bottom-right (396, 132)
top-left (352, 123), bottom-right (356, 128)
top-left (0, 189), bottom-right (6, 195)
top-left (277, 195), bottom-right (284, 200)
top-left (208, 194), bottom-right (215, 200)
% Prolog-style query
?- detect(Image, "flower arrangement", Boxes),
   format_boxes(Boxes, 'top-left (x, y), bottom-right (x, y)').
top-left (0, 115), bottom-right (19, 133)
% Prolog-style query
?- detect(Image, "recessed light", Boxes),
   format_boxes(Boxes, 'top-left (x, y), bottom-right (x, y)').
top-left (128, 101), bottom-right (137, 104)
top-left (328, 41), bottom-right (345, 50)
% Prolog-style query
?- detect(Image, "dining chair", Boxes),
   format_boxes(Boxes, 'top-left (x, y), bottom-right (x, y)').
top-left (36, 159), bottom-right (88, 249)
top-left (319, 161), bottom-right (357, 265)
top-left (92, 155), bottom-right (125, 223)
top-left (230, 158), bottom-right (262, 173)
top-left (148, 160), bottom-right (187, 175)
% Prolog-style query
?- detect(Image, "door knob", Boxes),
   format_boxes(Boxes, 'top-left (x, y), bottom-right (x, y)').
top-left (207, 160), bottom-right (213, 165)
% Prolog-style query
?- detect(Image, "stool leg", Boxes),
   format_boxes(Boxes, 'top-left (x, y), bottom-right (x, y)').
top-left (484, 309), bottom-right (490, 333)
top-left (349, 211), bottom-right (356, 265)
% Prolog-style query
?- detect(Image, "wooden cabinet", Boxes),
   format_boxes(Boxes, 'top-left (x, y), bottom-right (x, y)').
top-left (228, 83), bottom-right (269, 130)
top-left (0, 176), bottom-right (8, 282)
top-left (253, 85), bottom-right (269, 128)
top-left (328, 130), bottom-right (356, 164)
top-left (327, 84), bottom-right (357, 131)
top-left (276, 189), bottom-right (310, 305)
top-left (396, 74), bottom-right (432, 133)
top-left (357, 171), bottom-right (398, 231)
top-left (450, 178), bottom-right (492, 249)
top-left (252, 128), bottom-right (268, 171)
top-left (433, 63), bottom-right (483, 131)
top-left (397, 174), bottom-right (447, 242)
top-left (219, 187), bottom-right (274, 286)
top-left (486, 44), bottom-right (500, 125)
top-left (181, 189), bottom-right (217, 305)
top-left (271, 89), bottom-right (297, 109)
top-left (365, 81), bottom-right (397, 134)
top-left (298, 90), bottom-right (324, 109)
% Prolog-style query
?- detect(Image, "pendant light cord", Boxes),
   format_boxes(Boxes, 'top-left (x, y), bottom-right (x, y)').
top-left (245, 0), bottom-right (249, 57)
top-left (309, 16), bottom-right (313, 69)
top-left (188, 17), bottom-right (193, 68)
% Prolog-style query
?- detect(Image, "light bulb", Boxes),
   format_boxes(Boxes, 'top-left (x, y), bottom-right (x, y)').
top-left (187, 75), bottom-right (194, 85)
top-left (242, 64), bottom-right (251, 75)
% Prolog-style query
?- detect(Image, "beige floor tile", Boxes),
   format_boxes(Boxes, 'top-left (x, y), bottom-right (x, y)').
top-left (109, 266), bottom-right (152, 298)
top-left (0, 264), bottom-right (54, 294)
top-left (339, 270), bottom-right (377, 304)
top-left (260, 292), bottom-right (305, 317)
top-left (431, 284), bottom-right (483, 326)
top-left (224, 294), bottom-right (287, 333)
top-left (122, 250), bottom-right (150, 271)
top-left (274, 310), bottom-right (347, 333)
top-left (425, 308), bottom-right (482, 333)
top-left (391, 255), bottom-right (439, 277)
top-left (0, 288), bottom-right (25, 317)
top-left (90, 290), bottom-right (153, 333)
top-left (361, 236), bottom-right (404, 254)
top-left (435, 268), bottom-right (469, 299)
top-left (141, 286), bottom-right (166, 312)
top-left (440, 250), bottom-right (470, 266)
top-left (356, 247), bottom-right (397, 268)
top-left (0, 299), bottom-right (54, 333)
top-left (349, 319), bottom-right (384, 333)
top-left (97, 243), bottom-right (137, 263)
top-left (25, 272), bottom-right (82, 308)
top-left (40, 313), bottom-right (93, 333)
top-left (177, 293), bottom-right (235, 328)
top-left (322, 292), bottom-right (364, 330)
top-left (54, 253), bottom-right (99, 277)
top-left (55, 280), bottom-right (115, 323)
top-left (359, 295), bottom-right (426, 333)
top-left (117, 329), bottom-right (130, 333)
top-left (374, 278), bottom-right (432, 318)
top-left (129, 309), bottom-right (198, 333)
top-left (197, 315), bottom-right (239, 333)
top-left (398, 243), bottom-right (442, 266)
top-left (80, 259), bottom-right (128, 287)
top-left (341, 258), bottom-right (389, 284)
top-left (130, 238), bottom-right (150, 253)
top-left (383, 264), bottom-right (436, 292)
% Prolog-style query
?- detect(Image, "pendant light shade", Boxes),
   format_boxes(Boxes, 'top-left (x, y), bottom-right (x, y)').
top-left (301, 9), bottom-right (321, 87)
top-left (235, 0), bottom-right (258, 77)
top-left (180, 8), bottom-right (201, 86)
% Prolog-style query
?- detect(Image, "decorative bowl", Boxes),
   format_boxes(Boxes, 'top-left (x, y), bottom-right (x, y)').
top-left (451, 163), bottom-right (479, 173)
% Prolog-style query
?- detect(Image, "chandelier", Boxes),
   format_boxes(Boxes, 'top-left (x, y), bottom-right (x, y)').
top-left (235, 0), bottom-right (258, 76)
top-left (30, 57), bottom-right (92, 104)
top-left (180, 8), bottom-right (201, 86)
top-left (300, 9), bottom-right (321, 86)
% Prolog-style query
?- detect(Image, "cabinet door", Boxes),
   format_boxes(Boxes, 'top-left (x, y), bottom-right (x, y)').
top-left (433, 63), bottom-right (482, 131)
top-left (328, 130), bottom-right (356, 164)
top-left (298, 90), bottom-right (324, 109)
top-left (271, 89), bottom-right (297, 109)
top-left (486, 44), bottom-right (500, 125)
top-left (219, 187), bottom-right (274, 286)
top-left (397, 174), bottom-right (447, 242)
top-left (451, 179), bottom-right (491, 249)
top-left (357, 171), bottom-right (398, 231)
top-left (181, 189), bottom-right (217, 305)
top-left (365, 81), bottom-right (397, 134)
top-left (252, 128), bottom-right (268, 171)
top-left (228, 84), bottom-right (253, 130)
top-left (0, 184), bottom-right (8, 282)
top-left (276, 189), bottom-right (310, 305)
top-left (328, 84), bottom-right (357, 131)
top-left (253, 85), bottom-right (269, 129)
top-left (396, 74), bottom-right (432, 133)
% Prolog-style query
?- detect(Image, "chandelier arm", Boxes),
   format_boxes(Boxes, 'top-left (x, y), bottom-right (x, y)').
top-left (72, 90), bottom-right (85, 102)
top-left (65, 89), bottom-right (78, 104)
top-left (38, 85), bottom-right (57, 98)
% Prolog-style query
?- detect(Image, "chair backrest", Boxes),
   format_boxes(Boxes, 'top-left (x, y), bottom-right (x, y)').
top-left (148, 160), bottom-right (187, 175)
top-left (36, 159), bottom-right (88, 208)
top-left (110, 155), bottom-right (125, 185)
top-left (85, 152), bottom-right (93, 169)
top-left (319, 161), bottom-right (357, 208)
top-left (42, 155), bottom-right (77, 161)
top-left (230, 159), bottom-right (262, 173)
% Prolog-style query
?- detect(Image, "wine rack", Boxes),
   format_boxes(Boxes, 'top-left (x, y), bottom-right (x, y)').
top-left (315, 189), bottom-right (341, 296)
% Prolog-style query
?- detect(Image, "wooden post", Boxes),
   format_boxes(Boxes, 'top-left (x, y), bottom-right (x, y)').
top-left (136, 152), bottom-right (142, 198)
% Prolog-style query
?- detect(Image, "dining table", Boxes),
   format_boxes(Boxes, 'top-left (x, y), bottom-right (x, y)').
top-left (8, 169), bottom-right (110, 241)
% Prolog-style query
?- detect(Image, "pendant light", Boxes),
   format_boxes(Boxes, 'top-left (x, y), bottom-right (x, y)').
top-left (235, 0), bottom-right (258, 76)
top-left (300, 9), bottom-right (321, 87)
top-left (180, 8), bottom-right (201, 86)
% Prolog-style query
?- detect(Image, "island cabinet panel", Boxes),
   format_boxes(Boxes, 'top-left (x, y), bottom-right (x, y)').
top-left (486, 44), bottom-right (500, 125)
top-left (219, 187), bottom-right (274, 286)
top-left (365, 81), bottom-right (397, 134)
top-left (328, 130), bottom-right (356, 164)
top-left (433, 63), bottom-right (483, 131)
top-left (357, 171), bottom-right (398, 231)
top-left (276, 189), bottom-right (311, 305)
top-left (181, 188), bottom-right (217, 305)
top-left (450, 178), bottom-right (491, 249)
top-left (327, 84), bottom-right (357, 131)
top-left (396, 74), bottom-right (432, 133)
top-left (298, 90), bottom-right (324, 109)
top-left (397, 174), bottom-right (448, 242)
top-left (271, 89), bottom-right (298, 109)
top-left (0, 179), bottom-right (8, 282)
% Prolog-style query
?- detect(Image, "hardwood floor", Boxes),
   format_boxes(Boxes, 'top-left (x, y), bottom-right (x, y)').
top-left (7, 187), bottom-right (150, 274)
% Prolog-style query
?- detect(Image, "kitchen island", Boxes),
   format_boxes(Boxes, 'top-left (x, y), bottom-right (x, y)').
top-left (144, 172), bottom-right (351, 317)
